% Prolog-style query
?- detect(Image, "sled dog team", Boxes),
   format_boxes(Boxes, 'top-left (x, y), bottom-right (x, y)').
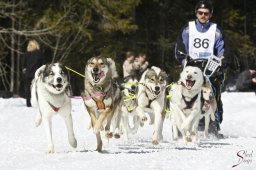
top-left (31, 56), bottom-right (217, 153)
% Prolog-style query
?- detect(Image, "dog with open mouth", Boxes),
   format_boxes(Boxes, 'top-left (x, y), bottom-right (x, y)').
top-left (83, 56), bottom-right (121, 152)
top-left (136, 66), bottom-right (168, 145)
top-left (31, 63), bottom-right (77, 153)
top-left (169, 66), bottom-right (204, 143)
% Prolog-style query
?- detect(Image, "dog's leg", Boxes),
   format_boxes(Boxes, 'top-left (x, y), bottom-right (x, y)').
top-left (87, 107), bottom-right (97, 128)
top-left (121, 115), bottom-right (129, 141)
top-left (94, 107), bottom-right (111, 134)
top-left (95, 133), bottom-right (103, 152)
top-left (172, 124), bottom-right (179, 141)
top-left (152, 102), bottom-right (163, 145)
top-left (130, 115), bottom-right (140, 134)
top-left (136, 107), bottom-right (147, 123)
top-left (61, 114), bottom-right (77, 148)
top-left (204, 115), bottom-right (210, 138)
top-left (158, 117), bottom-right (164, 141)
top-left (43, 116), bottom-right (54, 153)
top-left (181, 109), bottom-right (199, 131)
top-left (191, 117), bottom-right (200, 143)
top-left (35, 110), bottom-right (42, 127)
top-left (113, 106), bottom-right (122, 139)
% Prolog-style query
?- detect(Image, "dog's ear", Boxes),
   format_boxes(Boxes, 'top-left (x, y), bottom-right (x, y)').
top-left (34, 64), bottom-right (46, 79)
top-left (107, 58), bottom-right (118, 79)
top-left (138, 68), bottom-right (149, 84)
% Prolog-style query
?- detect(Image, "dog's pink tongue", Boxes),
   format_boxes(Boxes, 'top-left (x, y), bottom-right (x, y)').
top-left (97, 71), bottom-right (105, 78)
top-left (186, 80), bottom-right (193, 88)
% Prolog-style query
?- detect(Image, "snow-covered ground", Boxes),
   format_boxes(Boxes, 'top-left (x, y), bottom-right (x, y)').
top-left (0, 92), bottom-right (255, 170)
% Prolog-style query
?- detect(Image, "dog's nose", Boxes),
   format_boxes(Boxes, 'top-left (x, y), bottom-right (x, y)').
top-left (187, 74), bottom-right (192, 80)
top-left (93, 67), bottom-right (99, 72)
top-left (131, 85), bottom-right (136, 91)
top-left (155, 86), bottom-right (160, 91)
top-left (57, 77), bottom-right (62, 83)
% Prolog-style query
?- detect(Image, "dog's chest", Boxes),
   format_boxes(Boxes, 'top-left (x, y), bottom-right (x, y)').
top-left (181, 94), bottom-right (200, 114)
top-left (39, 88), bottom-right (68, 107)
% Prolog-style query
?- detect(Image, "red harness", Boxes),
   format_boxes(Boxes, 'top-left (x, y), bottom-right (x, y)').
top-left (47, 101), bottom-right (61, 112)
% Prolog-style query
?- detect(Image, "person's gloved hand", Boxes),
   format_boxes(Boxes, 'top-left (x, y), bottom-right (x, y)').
top-left (252, 78), bottom-right (256, 84)
top-left (22, 68), bottom-right (26, 74)
top-left (220, 56), bottom-right (229, 69)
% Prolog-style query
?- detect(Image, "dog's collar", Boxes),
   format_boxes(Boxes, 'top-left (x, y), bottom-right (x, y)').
top-left (182, 94), bottom-right (198, 109)
top-left (47, 101), bottom-right (61, 112)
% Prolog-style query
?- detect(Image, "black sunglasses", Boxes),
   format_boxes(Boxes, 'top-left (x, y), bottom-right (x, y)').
top-left (197, 11), bottom-right (210, 16)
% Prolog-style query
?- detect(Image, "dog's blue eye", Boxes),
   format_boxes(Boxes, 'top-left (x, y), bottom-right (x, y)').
top-left (49, 71), bottom-right (54, 75)
top-left (61, 71), bottom-right (64, 75)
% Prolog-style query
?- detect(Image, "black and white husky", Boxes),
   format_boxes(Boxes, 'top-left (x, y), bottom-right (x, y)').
top-left (31, 63), bottom-right (77, 153)
top-left (136, 66), bottom-right (168, 145)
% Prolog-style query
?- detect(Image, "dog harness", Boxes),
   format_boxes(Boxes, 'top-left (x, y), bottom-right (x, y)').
top-left (182, 94), bottom-right (199, 109)
top-left (122, 91), bottom-right (137, 112)
top-left (83, 81), bottom-right (113, 110)
top-left (47, 101), bottom-right (61, 112)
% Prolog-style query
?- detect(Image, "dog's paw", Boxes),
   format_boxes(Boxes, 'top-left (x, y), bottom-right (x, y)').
top-left (87, 122), bottom-right (92, 130)
top-left (105, 131), bottom-right (113, 138)
top-left (139, 122), bottom-right (144, 127)
top-left (204, 132), bottom-right (209, 138)
top-left (47, 145), bottom-right (54, 154)
top-left (140, 116), bottom-right (147, 122)
top-left (114, 133), bottom-right (120, 139)
top-left (35, 114), bottom-right (42, 127)
top-left (69, 136), bottom-right (77, 148)
top-left (152, 140), bottom-right (159, 145)
top-left (149, 119), bottom-right (154, 125)
top-left (173, 137), bottom-right (178, 141)
top-left (185, 136), bottom-right (192, 143)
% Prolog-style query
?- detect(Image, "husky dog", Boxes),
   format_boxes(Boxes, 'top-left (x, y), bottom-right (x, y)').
top-left (136, 66), bottom-right (168, 145)
top-left (31, 63), bottom-right (77, 153)
top-left (120, 75), bottom-right (140, 141)
top-left (201, 81), bottom-right (216, 137)
top-left (83, 56), bottom-right (121, 152)
top-left (169, 66), bottom-right (204, 143)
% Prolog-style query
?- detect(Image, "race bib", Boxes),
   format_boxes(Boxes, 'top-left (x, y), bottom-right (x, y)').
top-left (188, 21), bottom-right (216, 59)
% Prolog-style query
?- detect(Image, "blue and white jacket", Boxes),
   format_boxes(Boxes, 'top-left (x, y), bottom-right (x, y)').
top-left (175, 19), bottom-right (225, 64)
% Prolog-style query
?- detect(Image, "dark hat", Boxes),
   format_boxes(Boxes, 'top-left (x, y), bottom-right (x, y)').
top-left (195, 1), bottom-right (213, 13)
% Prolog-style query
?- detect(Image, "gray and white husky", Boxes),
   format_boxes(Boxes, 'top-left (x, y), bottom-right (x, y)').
top-left (136, 66), bottom-right (168, 145)
top-left (120, 75), bottom-right (140, 141)
top-left (31, 63), bottom-right (77, 153)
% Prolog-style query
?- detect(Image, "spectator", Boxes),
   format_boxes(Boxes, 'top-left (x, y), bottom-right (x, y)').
top-left (134, 53), bottom-right (149, 76)
top-left (236, 63), bottom-right (256, 92)
top-left (123, 51), bottom-right (135, 78)
top-left (22, 39), bottom-right (44, 107)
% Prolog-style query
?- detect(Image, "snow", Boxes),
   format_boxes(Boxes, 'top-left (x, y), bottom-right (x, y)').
top-left (0, 92), bottom-right (256, 170)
